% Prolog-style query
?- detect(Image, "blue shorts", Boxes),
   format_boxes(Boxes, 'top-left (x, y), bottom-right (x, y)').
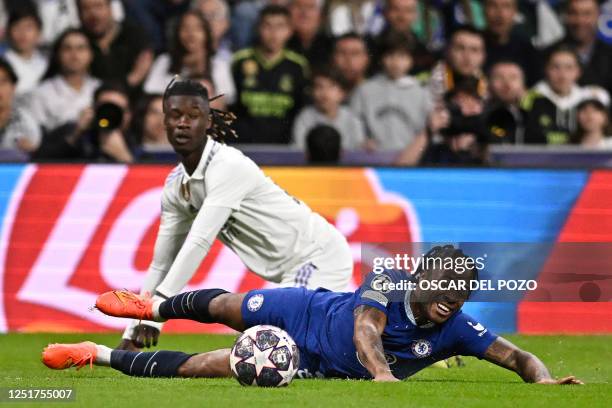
top-left (241, 287), bottom-right (321, 374)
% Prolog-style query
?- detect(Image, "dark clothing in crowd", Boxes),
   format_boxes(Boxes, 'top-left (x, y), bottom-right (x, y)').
top-left (484, 31), bottom-right (542, 86)
top-left (287, 32), bottom-right (334, 70)
top-left (231, 48), bottom-right (309, 144)
top-left (88, 21), bottom-right (151, 86)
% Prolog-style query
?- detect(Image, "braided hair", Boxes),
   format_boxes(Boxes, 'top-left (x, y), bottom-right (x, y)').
top-left (162, 76), bottom-right (237, 143)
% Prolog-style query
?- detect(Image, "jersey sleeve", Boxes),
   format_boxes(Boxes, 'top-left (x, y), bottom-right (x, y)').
top-left (354, 270), bottom-right (409, 315)
top-left (450, 312), bottom-right (498, 359)
top-left (202, 151), bottom-right (259, 210)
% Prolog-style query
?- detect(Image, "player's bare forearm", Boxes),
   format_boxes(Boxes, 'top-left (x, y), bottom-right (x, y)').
top-left (484, 337), bottom-right (583, 384)
top-left (353, 305), bottom-right (398, 382)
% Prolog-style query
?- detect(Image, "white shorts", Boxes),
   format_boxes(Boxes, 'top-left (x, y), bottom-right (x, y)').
top-left (278, 230), bottom-right (353, 292)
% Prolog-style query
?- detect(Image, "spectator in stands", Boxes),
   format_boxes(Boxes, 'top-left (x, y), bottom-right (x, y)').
top-left (122, 0), bottom-right (190, 54)
top-left (572, 99), bottom-right (612, 149)
top-left (419, 78), bottom-right (488, 165)
top-left (369, 0), bottom-right (435, 75)
top-left (553, 0), bottom-right (612, 96)
top-left (287, 0), bottom-right (333, 69)
top-left (34, 81), bottom-right (135, 162)
top-left (351, 31), bottom-right (431, 151)
top-left (132, 94), bottom-right (171, 152)
top-left (306, 124), bottom-right (341, 164)
top-left (483, 0), bottom-right (541, 86)
top-left (144, 10), bottom-right (235, 105)
top-left (230, 0), bottom-right (291, 49)
top-left (192, 0), bottom-right (232, 62)
top-left (331, 33), bottom-right (370, 98)
top-left (189, 72), bottom-right (226, 110)
top-left (29, 28), bottom-right (101, 133)
top-left (3, 6), bottom-right (47, 97)
top-left (231, 5), bottom-right (308, 144)
top-left (0, 57), bottom-right (41, 153)
top-left (522, 45), bottom-right (610, 144)
top-left (292, 67), bottom-right (365, 150)
top-left (428, 25), bottom-right (487, 102)
top-left (77, 0), bottom-right (153, 89)
top-left (486, 60), bottom-right (527, 144)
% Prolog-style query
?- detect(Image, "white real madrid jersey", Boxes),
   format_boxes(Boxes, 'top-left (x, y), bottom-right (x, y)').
top-left (159, 137), bottom-right (342, 282)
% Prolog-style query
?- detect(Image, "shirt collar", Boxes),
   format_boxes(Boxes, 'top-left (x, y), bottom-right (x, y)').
top-left (180, 136), bottom-right (214, 184)
top-left (404, 286), bottom-right (435, 329)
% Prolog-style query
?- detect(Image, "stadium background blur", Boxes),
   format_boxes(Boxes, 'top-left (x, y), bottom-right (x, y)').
top-left (0, 0), bottom-right (611, 338)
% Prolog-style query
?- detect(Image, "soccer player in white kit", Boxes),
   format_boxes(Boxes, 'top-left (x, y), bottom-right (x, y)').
top-left (118, 78), bottom-right (353, 350)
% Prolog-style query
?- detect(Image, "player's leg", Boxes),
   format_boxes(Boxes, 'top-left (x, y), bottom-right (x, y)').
top-left (42, 341), bottom-right (231, 378)
top-left (96, 289), bottom-right (247, 331)
top-left (156, 291), bottom-right (247, 331)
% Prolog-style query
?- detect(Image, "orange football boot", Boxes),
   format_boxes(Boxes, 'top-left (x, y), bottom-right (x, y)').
top-left (95, 290), bottom-right (154, 320)
top-left (41, 341), bottom-right (97, 370)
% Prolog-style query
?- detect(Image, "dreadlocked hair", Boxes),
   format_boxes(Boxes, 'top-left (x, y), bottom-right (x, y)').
top-left (163, 76), bottom-right (238, 143)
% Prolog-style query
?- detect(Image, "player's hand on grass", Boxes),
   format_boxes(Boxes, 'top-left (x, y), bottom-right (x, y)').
top-left (373, 372), bottom-right (400, 382)
top-left (133, 324), bottom-right (160, 348)
top-left (116, 338), bottom-right (141, 351)
top-left (537, 376), bottom-right (584, 385)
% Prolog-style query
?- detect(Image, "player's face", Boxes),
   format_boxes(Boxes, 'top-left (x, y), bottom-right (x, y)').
top-left (414, 268), bottom-right (471, 325)
top-left (164, 95), bottom-right (210, 156)
top-left (258, 15), bottom-right (292, 54)
top-left (79, 0), bottom-right (113, 38)
top-left (58, 33), bottom-right (93, 75)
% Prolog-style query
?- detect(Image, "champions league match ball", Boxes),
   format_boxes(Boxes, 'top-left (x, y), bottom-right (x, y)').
top-left (230, 325), bottom-right (300, 387)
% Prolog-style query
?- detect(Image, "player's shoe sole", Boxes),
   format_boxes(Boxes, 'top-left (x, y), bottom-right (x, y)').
top-left (95, 290), bottom-right (154, 320)
top-left (42, 341), bottom-right (97, 370)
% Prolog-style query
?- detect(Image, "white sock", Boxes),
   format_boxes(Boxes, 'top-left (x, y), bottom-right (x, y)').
top-left (152, 297), bottom-right (166, 322)
top-left (95, 345), bottom-right (112, 366)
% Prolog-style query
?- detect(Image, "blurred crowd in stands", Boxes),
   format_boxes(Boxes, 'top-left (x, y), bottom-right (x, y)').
top-left (0, 0), bottom-right (611, 165)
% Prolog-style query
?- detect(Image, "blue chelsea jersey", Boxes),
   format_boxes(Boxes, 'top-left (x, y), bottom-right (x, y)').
top-left (316, 269), bottom-right (498, 379)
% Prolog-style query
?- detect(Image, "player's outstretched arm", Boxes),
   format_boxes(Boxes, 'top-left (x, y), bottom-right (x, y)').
top-left (483, 337), bottom-right (583, 384)
top-left (353, 305), bottom-right (399, 382)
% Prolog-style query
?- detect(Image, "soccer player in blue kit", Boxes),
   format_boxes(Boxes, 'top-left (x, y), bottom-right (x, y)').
top-left (42, 246), bottom-right (583, 384)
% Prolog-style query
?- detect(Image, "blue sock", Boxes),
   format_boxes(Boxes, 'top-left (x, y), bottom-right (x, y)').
top-left (158, 289), bottom-right (228, 323)
top-left (110, 350), bottom-right (193, 377)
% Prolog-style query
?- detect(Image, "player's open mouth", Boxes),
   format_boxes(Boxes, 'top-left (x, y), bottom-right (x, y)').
top-left (436, 302), bottom-right (452, 317)
top-left (174, 134), bottom-right (190, 144)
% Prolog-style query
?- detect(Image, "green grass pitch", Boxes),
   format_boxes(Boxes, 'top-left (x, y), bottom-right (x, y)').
top-left (1, 333), bottom-right (610, 407)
